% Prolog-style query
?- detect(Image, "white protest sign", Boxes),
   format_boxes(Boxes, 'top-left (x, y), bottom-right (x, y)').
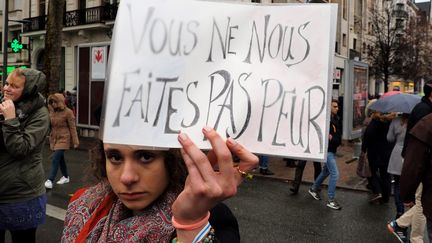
top-left (102, 0), bottom-right (337, 161)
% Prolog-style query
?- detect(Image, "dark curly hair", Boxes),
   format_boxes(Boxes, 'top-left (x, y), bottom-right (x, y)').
top-left (89, 140), bottom-right (187, 193)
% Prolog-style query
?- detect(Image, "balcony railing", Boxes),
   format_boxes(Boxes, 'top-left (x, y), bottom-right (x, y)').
top-left (22, 3), bottom-right (118, 33)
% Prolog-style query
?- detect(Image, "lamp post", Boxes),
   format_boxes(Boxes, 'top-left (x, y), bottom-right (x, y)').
top-left (2, 1), bottom-right (32, 84)
top-left (2, 0), bottom-right (8, 84)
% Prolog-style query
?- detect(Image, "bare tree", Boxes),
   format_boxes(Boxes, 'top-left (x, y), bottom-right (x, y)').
top-left (43, 0), bottom-right (66, 95)
top-left (366, 2), bottom-right (407, 93)
top-left (396, 15), bottom-right (432, 92)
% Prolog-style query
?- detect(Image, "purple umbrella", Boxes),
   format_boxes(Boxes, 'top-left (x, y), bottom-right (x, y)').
top-left (368, 93), bottom-right (421, 114)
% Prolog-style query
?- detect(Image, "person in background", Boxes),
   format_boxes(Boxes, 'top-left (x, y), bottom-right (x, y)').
top-left (290, 160), bottom-right (321, 195)
top-left (388, 185), bottom-right (426, 243)
top-left (258, 155), bottom-right (274, 175)
top-left (361, 111), bottom-right (395, 204)
top-left (0, 68), bottom-right (50, 243)
top-left (386, 113), bottom-right (426, 243)
top-left (386, 113), bottom-right (409, 219)
top-left (283, 158), bottom-right (297, 168)
top-left (62, 127), bottom-right (258, 242)
top-left (402, 80), bottom-right (432, 157)
top-left (388, 81), bottom-right (432, 243)
top-left (308, 99), bottom-right (342, 210)
top-left (400, 113), bottom-right (432, 243)
top-left (44, 93), bottom-right (80, 189)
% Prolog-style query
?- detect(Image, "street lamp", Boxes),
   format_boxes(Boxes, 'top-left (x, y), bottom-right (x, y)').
top-left (2, 0), bottom-right (9, 84)
top-left (2, 0), bottom-right (31, 83)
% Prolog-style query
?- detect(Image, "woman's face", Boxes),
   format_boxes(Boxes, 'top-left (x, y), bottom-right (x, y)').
top-left (3, 72), bottom-right (25, 101)
top-left (49, 100), bottom-right (58, 109)
top-left (104, 144), bottom-right (170, 211)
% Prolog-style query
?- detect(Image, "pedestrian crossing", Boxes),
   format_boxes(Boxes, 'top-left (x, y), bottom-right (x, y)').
top-left (46, 204), bottom-right (66, 221)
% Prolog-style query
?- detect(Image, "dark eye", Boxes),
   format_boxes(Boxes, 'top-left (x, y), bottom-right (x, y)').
top-left (105, 151), bottom-right (123, 164)
top-left (135, 151), bottom-right (155, 164)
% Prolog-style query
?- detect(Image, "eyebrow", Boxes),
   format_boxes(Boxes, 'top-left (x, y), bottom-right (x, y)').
top-left (104, 148), bottom-right (119, 153)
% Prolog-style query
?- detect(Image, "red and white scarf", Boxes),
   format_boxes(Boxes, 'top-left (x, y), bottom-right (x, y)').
top-left (62, 180), bottom-right (177, 242)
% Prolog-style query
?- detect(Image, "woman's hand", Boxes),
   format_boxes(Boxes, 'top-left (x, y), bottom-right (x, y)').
top-left (0, 100), bottom-right (16, 120)
top-left (172, 126), bottom-right (258, 225)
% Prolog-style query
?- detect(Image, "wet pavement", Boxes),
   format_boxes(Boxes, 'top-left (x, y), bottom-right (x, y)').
top-left (257, 140), bottom-right (369, 192)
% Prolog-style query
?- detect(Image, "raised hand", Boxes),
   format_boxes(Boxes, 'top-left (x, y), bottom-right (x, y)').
top-left (0, 100), bottom-right (16, 120)
top-left (172, 127), bottom-right (258, 225)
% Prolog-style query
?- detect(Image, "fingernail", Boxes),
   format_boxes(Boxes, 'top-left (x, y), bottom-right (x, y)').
top-left (202, 126), bottom-right (213, 133)
top-left (227, 137), bottom-right (237, 145)
top-left (178, 132), bottom-right (188, 143)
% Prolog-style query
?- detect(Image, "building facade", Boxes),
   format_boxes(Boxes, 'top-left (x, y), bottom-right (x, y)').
top-left (21, 0), bottom-right (118, 136)
top-left (1, 0), bottom-right (430, 137)
top-left (0, 0), bottom-right (32, 80)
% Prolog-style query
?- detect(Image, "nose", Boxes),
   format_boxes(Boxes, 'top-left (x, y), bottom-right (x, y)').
top-left (119, 160), bottom-right (139, 186)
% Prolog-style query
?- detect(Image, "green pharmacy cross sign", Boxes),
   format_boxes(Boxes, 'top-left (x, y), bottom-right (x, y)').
top-left (11, 38), bottom-right (23, 53)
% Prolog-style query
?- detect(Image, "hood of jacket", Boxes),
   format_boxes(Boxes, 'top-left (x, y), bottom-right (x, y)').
top-left (48, 93), bottom-right (66, 110)
top-left (20, 68), bottom-right (46, 100)
top-left (410, 113), bottom-right (432, 146)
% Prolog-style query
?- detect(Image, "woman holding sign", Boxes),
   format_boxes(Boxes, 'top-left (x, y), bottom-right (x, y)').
top-left (62, 127), bottom-right (258, 242)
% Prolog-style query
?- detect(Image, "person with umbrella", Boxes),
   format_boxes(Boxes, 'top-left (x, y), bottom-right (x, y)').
top-left (386, 113), bottom-right (409, 219)
top-left (368, 93), bottom-right (421, 114)
top-left (402, 80), bottom-right (432, 157)
top-left (361, 111), bottom-right (395, 204)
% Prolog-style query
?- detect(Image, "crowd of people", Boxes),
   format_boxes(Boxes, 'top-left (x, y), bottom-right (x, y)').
top-left (0, 67), bottom-right (431, 242)
top-left (258, 82), bottom-right (432, 242)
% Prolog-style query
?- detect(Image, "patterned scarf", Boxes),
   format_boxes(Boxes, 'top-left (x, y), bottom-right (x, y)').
top-left (62, 180), bottom-right (177, 242)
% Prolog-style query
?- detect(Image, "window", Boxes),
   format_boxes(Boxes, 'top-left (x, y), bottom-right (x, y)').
top-left (396, 19), bottom-right (404, 30)
top-left (353, 38), bottom-right (357, 50)
top-left (251, 0), bottom-right (261, 2)
top-left (342, 33), bottom-right (347, 47)
top-left (39, 0), bottom-right (46, 16)
top-left (342, 0), bottom-right (347, 20)
top-left (79, 0), bottom-right (86, 9)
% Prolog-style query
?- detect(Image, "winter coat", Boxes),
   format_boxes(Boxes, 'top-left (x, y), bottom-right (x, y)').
top-left (362, 118), bottom-right (394, 167)
top-left (48, 93), bottom-right (79, 150)
top-left (400, 113), bottom-right (432, 219)
top-left (386, 117), bottom-right (406, 175)
top-left (402, 96), bottom-right (432, 157)
top-left (328, 114), bottom-right (341, 153)
top-left (0, 69), bottom-right (50, 203)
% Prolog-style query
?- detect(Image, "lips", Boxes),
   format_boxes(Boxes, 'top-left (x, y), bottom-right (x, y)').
top-left (118, 192), bottom-right (146, 200)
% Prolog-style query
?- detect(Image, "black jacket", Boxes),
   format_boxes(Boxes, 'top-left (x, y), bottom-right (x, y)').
top-left (210, 203), bottom-right (240, 243)
top-left (328, 114), bottom-right (341, 153)
top-left (402, 96), bottom-right (432, 157)
top-left (362, 119), bottom-right (394, 167)
top-left (171, 203), bottom-right (240, 243)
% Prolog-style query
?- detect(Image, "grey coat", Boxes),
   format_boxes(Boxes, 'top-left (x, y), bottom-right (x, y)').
top-left (0, 69), bottom-right (50, 203)
top-left (386, 117), bottom-right (406, 175)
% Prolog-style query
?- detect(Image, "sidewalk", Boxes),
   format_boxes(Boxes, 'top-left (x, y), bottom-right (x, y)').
top-left (75, 137), bottom-right (368, 192)
top-left (255, 141), bottom-right (369, 192)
